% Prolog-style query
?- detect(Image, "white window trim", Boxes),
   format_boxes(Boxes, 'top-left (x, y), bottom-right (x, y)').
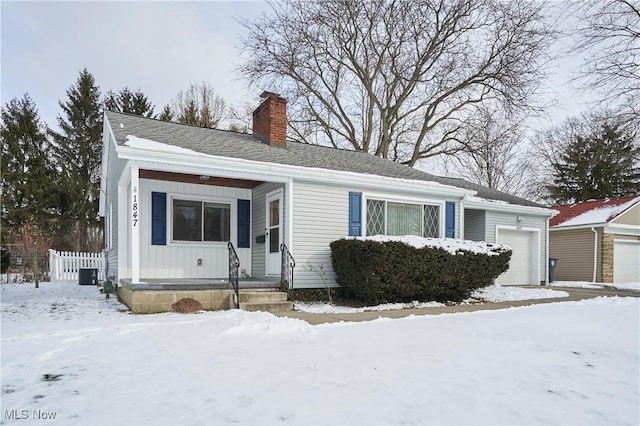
top-left (362, 193), bottom-right (446, 238)
top-left (168, 194), bottom-right (236, 246)
top-left (105, 203), bottom-right (113, 251)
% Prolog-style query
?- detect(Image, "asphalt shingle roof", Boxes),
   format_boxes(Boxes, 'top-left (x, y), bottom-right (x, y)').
top-left (106, 110), bottom-right (544, 208)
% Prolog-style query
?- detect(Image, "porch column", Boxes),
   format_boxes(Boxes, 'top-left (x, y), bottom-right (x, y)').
top-left (130, 165), bottom-right (140, 283)
top-left (286, 178), bottom-right (294, 252)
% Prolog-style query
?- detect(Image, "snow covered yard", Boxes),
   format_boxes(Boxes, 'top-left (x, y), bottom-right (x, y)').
top-left (1, 282), bottom-right (638, 425)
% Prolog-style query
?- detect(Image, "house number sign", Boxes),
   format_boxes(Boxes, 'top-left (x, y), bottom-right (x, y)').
top-left (132, 186), bottom-right (138, 227)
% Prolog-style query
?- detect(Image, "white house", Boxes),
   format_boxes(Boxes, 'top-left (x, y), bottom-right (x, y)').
top-left (99, 92), bottom-right (555, 312)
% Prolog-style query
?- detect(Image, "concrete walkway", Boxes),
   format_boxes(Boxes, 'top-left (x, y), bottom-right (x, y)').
top-left (275, 286), bottom-right (640, 325)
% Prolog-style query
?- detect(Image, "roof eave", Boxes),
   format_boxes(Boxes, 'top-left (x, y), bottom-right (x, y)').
top-left (550, 222), bottom-right (608, 231)
top-left (464, 197), bottom-right (556, 216)
top-left (114, 145), bottom-right (476, 198)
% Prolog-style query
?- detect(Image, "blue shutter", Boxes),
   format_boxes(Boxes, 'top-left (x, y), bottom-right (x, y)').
top-left (445, 201), bottom-right (455, 238)
top-left (151, 192), bottom-right (167, 245)
top-left (348, 192), bottom-right (362, 236)
top-left (237, 199), bottom-right (251, 248)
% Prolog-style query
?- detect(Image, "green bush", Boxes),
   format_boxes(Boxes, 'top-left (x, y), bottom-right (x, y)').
top-left (1, 247), bottom-right (10, 274)
top-left (330, 238), bottom-right (511, 304)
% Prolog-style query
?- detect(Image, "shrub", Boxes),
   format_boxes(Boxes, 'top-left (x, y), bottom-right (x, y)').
top-left (171, 298), bottom-right (204, 313)
top-left (1, 248), bottom-right (10, 274)
top-left (330, 237), bottom-right (511, 304)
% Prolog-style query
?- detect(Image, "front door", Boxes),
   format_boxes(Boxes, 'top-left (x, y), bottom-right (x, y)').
top-left (266, 191), bottom-right (283, 275)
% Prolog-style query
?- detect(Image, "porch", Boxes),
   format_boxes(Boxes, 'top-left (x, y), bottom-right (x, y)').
top-left (117, 277), bottom-right (292, 314)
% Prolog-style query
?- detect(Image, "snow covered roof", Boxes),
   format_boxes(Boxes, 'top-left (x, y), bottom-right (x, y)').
top-left (550, 195), bottom-right (640, 228)
top-left (106, 110), bottom-right (545, 208)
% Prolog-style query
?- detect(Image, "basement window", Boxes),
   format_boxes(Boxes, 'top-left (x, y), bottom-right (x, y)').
top-left (173, 199), bottom-right (230, 242)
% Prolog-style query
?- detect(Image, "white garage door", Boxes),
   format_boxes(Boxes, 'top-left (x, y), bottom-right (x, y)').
top-left (613, 240), bottom-right (640, 283)
top-left (496, 229), bottom-right (532, 286)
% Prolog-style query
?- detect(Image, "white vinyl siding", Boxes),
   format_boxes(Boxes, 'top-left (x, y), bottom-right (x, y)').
top-left (291, 181), bottom-right (348, 288)
top-left (291, 181), bottom-right (462, 289)
top-left (486, 211), bottom-right (547, 285)
top-left (104, 132), bottom-right (127, 279)
top-left (138, 179), bottom-right (251, 279)
top-left (464, 209), bottom-right (486, 242)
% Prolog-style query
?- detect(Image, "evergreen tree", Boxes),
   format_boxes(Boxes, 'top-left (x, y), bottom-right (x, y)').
top-left (50, 68), bottom-right (103, 252)
top-left (546, 123), bottom-right (640, 203)
top-left (158, 104), bottom-right (174, 121)
top-left (1, 94), bottom-right (57, 242)
top-left (104, 87), bottom-right (155, 117)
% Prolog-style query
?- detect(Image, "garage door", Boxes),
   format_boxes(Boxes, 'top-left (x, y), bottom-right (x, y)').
top-left (613, 240), bottom-right (640, 283)
top-left (496, 229), bottom-right (532, 286)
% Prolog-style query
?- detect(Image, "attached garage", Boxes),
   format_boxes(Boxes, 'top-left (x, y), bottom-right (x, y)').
top-left (496, 228), bottom-right (540, 286)
top-left (613, 240), bottom-right (640, 283)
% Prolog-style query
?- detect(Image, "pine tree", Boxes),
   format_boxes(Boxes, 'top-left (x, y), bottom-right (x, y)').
top-left (1, 94), bottom-right (57, 242)
top-left (158, 104), bottom-right (174, 121)
top-left (546, 123), bottom-right (640, 203)
top-left (50, 68), bottom-right (103, 252)
top-left (104, 87), bottom-right (155, 117)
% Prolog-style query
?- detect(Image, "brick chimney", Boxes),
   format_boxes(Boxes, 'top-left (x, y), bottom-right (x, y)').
top-left (252, 91), bottom-right (287, 149)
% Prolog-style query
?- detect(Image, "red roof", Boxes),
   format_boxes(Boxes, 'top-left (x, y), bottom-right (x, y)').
top-left (550, 195), bottom-right (640, 227)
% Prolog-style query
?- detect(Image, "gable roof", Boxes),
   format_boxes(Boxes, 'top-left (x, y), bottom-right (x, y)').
top-left (105, 110), bottom-right (544, 208)
top-left (550, 195), bottom-right (640, 227)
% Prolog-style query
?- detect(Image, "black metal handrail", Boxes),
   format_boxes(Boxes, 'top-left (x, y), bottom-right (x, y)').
top-left (280, 243), bottom-right (295, 300)
top-left (227, 241), bottom-right (240, 308)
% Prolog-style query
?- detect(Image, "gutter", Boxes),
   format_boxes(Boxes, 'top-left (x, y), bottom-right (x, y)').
top-left (114, 145), bottom-right (476, 199)
top-left (590, 227), bottom-right (598, 282)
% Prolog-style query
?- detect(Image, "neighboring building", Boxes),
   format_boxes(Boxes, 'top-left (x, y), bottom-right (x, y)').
top-left (99, 92), bottom-right (554, 312)
top-left (549, 196), bottom-right (640, 283)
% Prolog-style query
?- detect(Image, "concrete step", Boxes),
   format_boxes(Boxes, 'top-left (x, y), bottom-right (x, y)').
top-left (238, 291), bottom-right (288, 303)
top-left (239, 301), bottom-right (294, 313)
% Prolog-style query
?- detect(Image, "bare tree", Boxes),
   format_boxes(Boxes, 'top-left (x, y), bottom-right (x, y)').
top-left (170, 82), bottom-right (226, 128)
top-left (444, 106), bottom-right (533, 197)
top-left (572, 0), bottom-right (640, 120)
top-left (227, 101), bottom-right (256, 133)
top-left (239, 0), bottom-right (555, 166)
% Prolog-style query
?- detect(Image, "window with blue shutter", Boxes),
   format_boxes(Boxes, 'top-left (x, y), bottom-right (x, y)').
top-left (349, 192), bottom-right (362, 236)
top-left (151, 192), bottom-right (167, 245)
top-left (445, 201), bottom-right (455, 238)
top-left (237, 199), bottom-right (251, 248)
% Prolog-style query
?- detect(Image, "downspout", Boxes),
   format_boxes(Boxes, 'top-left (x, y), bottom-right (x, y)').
top-left (545, 217), bottom-right (550, 285)
top-left (590, 227), bottom-right (598, 282)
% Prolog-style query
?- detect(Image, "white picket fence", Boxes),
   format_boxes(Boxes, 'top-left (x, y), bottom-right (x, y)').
top-left (49, 250), bottom-right (106, 282)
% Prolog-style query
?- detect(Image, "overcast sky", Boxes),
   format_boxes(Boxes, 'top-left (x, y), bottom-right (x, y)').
top-left (2, 1), bottom-right (594, 133)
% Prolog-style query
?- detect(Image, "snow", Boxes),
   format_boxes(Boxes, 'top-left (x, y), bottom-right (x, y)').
top-left (353, 234), bottom-right (509, 256)
top-left (295, 300), bottom-right (445, 313)
top-left (552, 280), bottom-right (640, 291)
top-left (556, 196), bottom-right (640, 227)
top-left (2, 282), bottom-right (638, 425)
top-left (295, 284), bottom-right (569, 313)
top-left (467, 195), bottom-right (510, 205)
top-left (124, 134), bottom-right (200, 156)
top-left (470, 284), bottom-right (569, 302)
